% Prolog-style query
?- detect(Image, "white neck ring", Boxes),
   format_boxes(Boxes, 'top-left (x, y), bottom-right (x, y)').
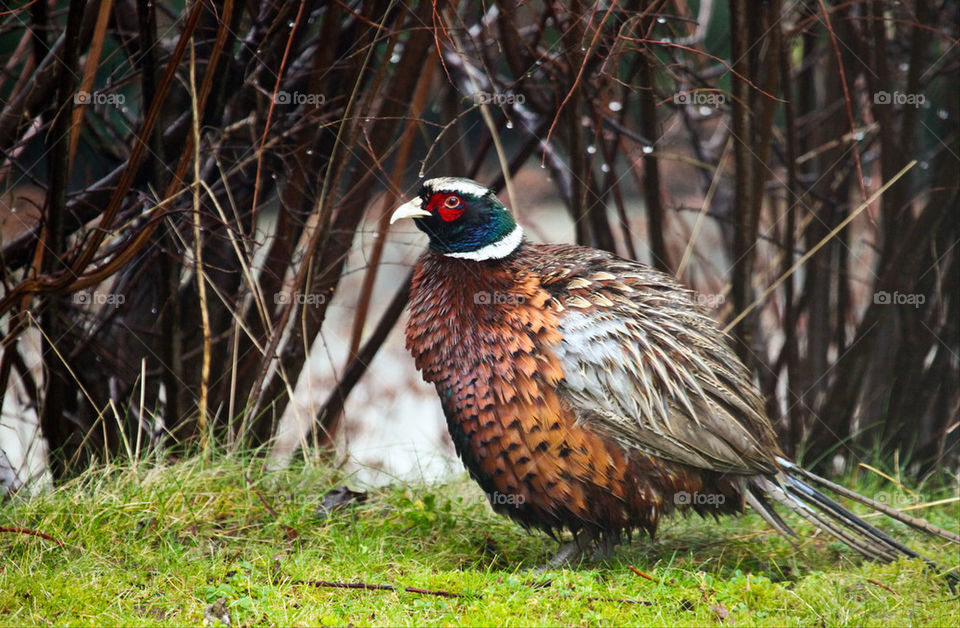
top-left (443, 225), bottom-right (524, 261)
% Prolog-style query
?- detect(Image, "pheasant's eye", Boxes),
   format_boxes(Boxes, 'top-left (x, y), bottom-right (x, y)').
top-left (436, 194), bottom-right (465, 221)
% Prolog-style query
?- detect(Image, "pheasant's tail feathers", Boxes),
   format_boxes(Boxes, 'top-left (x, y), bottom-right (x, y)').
top-left (776, 457), bottom-right (960, 544)
top-left (748, 459), bottom-right (958, 588)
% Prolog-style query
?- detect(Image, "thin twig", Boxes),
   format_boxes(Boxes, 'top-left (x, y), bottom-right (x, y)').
top-left (628, 565), bottom-right (657, 582)
top-left (0, 526), bottom-right (66, 548)
top-left (293, 579), bottom-right (469, 599)
top-left (866, 578), bottom-right (898, 595)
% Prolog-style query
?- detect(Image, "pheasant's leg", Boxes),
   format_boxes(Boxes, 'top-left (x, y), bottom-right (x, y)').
top-left (546, 529), bottom-right (598, 569)
top-left (546, 540), bottom-right (583, 569)
top-left (590, 534), bottom-right (619, 562)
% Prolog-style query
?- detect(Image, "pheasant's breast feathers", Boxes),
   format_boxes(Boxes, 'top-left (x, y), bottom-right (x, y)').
top-left (406, 255), bottom-right (565, 393)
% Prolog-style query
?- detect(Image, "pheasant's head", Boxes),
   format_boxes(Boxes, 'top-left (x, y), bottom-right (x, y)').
top-left (390, 177), bottom-right (523, 261)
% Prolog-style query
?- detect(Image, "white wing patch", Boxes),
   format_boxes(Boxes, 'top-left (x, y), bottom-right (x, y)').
top-left (553, 304), bottom-right (769, 473)
top-left (556, 310), bottom-right (671, 429)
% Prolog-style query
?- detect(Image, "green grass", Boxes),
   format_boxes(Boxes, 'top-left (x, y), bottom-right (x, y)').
top-left (1, 455), bottom-right (957, 626)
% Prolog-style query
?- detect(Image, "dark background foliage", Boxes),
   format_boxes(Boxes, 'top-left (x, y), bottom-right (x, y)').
top-left (0, 0), bottom-right (956, 486)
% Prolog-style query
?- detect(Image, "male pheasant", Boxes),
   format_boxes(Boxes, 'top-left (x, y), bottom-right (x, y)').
top-left (391, 176), bottom-right (959, 574)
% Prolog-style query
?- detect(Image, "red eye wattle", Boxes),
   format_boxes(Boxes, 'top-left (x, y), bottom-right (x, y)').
top-left (432, 193), bottom-right (464, 222)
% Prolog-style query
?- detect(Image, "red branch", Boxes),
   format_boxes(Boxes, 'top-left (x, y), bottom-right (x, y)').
top-left (0, 526), bottom-right (66, 548)
top-left (629, 565), bottom-right (658, 582)
top-left (866, 578), bottom-right (898, 595)
top-left (816, 0), bottom-right (867, 201)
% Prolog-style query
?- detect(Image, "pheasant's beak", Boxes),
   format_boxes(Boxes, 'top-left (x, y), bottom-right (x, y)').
top-left (390, 197), bottom-right (431, 224)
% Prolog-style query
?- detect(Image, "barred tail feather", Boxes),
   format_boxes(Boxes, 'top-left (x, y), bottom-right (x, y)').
top-left (776, 457), bottom-right (960, 544)
top-left (743, 482), bottom-right (797, 540)
top-left (752, 475), bottom-right (901, 562)
top-left (745, 465), bottom-right (959, 588)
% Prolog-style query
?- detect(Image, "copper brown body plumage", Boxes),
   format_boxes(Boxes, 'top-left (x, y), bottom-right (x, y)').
top-left (392, 177), bottom-right (959, 573)
top-left (407, 246), bottom-right (759, 539)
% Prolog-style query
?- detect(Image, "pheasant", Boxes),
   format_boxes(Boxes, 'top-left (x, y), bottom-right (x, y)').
top-left (390, 176), bottom-right (959, 575)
